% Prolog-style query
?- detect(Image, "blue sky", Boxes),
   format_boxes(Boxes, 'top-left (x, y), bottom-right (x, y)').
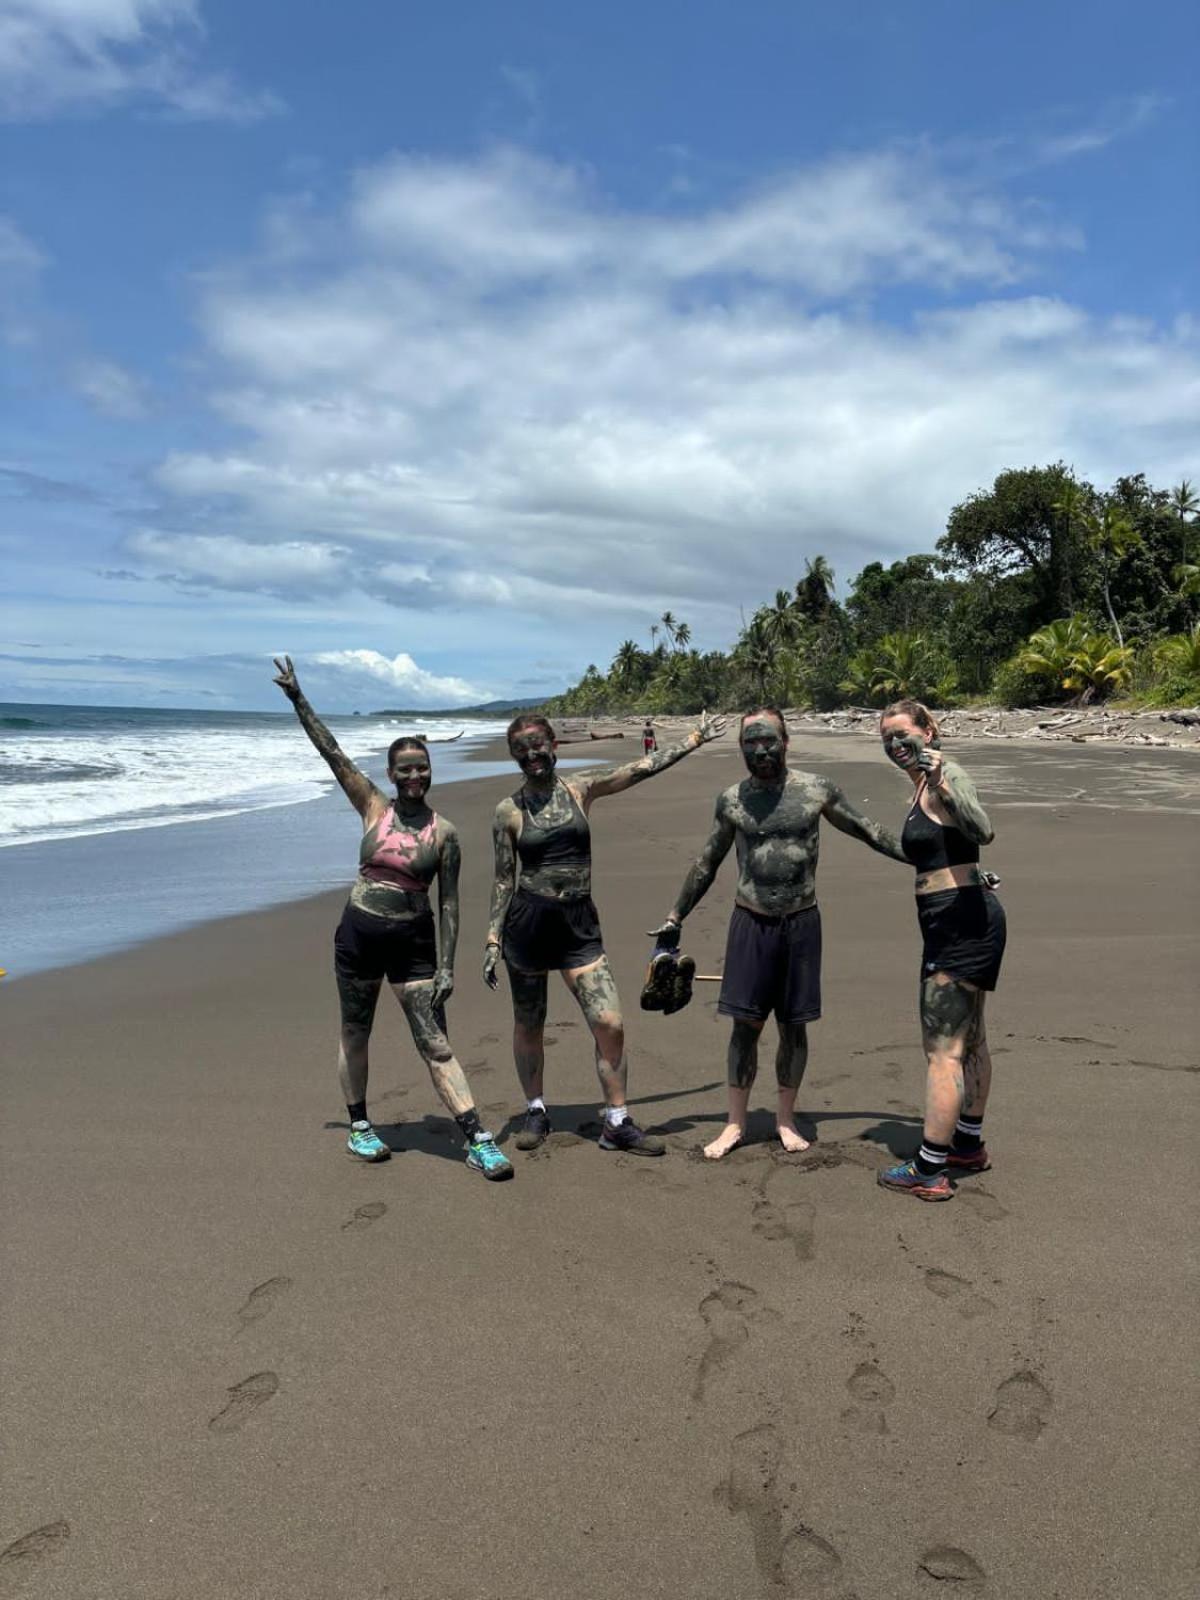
top-left (2, 0), bottom-right (1197, 709)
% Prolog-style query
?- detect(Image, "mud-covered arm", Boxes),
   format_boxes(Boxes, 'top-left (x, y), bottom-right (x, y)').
top-left (578, 711), bottom-right (726, 805)
top-left (820, 781), bottom-right (910, 862)
top-left (436, 823), bottom-right (461, 975)
top-left (272, 656), bottom-right (381, 819)
top-left (483, 801), bottom-right (519, 988)
top-left (925, 756), bottom-right (994, 846)
top-left (666, 796), bottom-right (738, 923)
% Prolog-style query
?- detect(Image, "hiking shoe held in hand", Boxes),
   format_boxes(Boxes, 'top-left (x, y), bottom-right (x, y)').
top-left (640, 950), bottom-right (677, 1011)
top-left (346, 1121), bottom-right (391, 1162)
top-left (598, 1116), bottom-right (665, 1156)
top-left (877, 1159), bottom-right (952, 1200)
top-left (514, 1105), bottom-right (551, 1151)
top-left (664, 953), bottom-right (696, 1015)
top-left (466, 1134), bottom-right (514, 1181)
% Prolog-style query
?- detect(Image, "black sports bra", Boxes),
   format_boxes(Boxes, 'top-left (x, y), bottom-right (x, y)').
top-left (515, 783), bottom-right (591, 873)
top-left (901, 796), bottom-right (979, 874)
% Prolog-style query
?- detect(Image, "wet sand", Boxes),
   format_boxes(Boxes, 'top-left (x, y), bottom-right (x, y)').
top-left (3, 733), bottom-right (1198, 1599)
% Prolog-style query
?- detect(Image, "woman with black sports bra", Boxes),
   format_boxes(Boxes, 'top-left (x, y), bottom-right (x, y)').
top-left (485, 710), bottom-right (724, 1156)
top-left (875, 698), bottom-right (1006, 1201)
top-left (272, 657), bottom-right (511, 1179)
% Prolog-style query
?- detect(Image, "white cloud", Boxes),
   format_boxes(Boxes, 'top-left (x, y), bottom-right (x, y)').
top-left (0, 0), bottom-right (281, 121)
top-left (313, 649), bottom-right (485, 706)
top-left (127, 530), bottom-right (353, 596)
top-left (129, 143), bottom-right (1199, 645)
top-left (72, 357), bottom-right (149, 417)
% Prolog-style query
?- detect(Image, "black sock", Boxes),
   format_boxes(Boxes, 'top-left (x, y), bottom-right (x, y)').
top-left (953, 1115), bottom-right (984, 1151)
top-left (915, 1138), bottom-right (950, 1177)
top-left (455, 1108), bottom-right (482, 1143)
top-left (348, 1100), bottom-right (368, 1125)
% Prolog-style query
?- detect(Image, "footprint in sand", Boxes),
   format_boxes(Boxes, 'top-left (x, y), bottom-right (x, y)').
top-left (342, 1200), bottom-right (387, 1232)
top-left (375, 1087), bottom-right (410, 1103)
top-left (840, 1360), bottom-right (895, 1435)
top-left (958, 1189), bottom-right (1009, 1223)
top-left (235, 1275), bottom-right (293, 1331)
top-left (0, 1523), bottom-right (70, 1596)
top-left (987, 1371), bottom-right (1052, 1442)
top-left (694, 1282), bottom-right (779, 1400)
top-left (717, 1424), bottom-right (844, 1596)
top-left (475, 1034), bottom-right (500, 1046)
top-left (923, 1269), bottom-right (996, 1320)
top-left (208, 1371), bottom-right (279, 1435)
top-left (752, 1174), bottom-right (816, 1262)
top-left (917, 1546), bottom-right (987, 1587)
top-left (463, 1059), bottom-right (493, 1075)
top-left (526, 1131), bottom-right (585, 1161)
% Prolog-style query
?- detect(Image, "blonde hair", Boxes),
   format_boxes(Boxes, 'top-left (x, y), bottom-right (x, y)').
top-left (880, 699), bottom-right (941, 747)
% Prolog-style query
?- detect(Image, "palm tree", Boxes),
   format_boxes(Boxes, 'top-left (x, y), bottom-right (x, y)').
top-left (613, 639), bottom-right (640, 688)
top-left (673, 619), bottom-right (692, 651)
top-left (649, 623), bottom-right (660, 653)
top-left (736, 616), bottom-right (774, 701)
top-left (1171, 479), bottom-right (1199, 568)
top-left (1019, 618), bottom-right (1132, 702)
top-left (1084, 504), bottom-right (1139, 647)
top-left (1052, 474), bottom-right (1090, 612)
top-left (871, 632), bottom-right (933, 701)
top-left (795, 556), bottom-right (835, 620)
top-left (660, 611), bottom-right (678, 649)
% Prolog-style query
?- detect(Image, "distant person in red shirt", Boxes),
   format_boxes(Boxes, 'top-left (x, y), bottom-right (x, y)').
top-left (642, 721), bottom-right (657, 755)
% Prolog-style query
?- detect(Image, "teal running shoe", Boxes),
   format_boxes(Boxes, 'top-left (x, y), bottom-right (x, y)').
top-left (466, 1133), bottom-right (514, 1181)
top-left (346, 1121), bottom-right (391, 1162)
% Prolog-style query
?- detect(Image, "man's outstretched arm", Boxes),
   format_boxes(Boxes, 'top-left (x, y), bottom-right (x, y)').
top-left (652, 797), bottom-right (738, 936)
top-left (821, 783), bottom-right (909, 862)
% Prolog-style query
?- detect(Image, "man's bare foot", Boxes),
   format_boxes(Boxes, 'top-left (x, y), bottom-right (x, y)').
top-left (703, 1124), bottom-right (745, 1160)
top-left (777, 1122), bottom-right (811, 1153)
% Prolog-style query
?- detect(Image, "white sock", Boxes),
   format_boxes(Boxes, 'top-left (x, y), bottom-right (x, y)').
top-left (527, 1097), bottom-right (546, 1113)
top-left (351, 1119), bottom-right (371, 1131)
top-left (605, 1105), bottom-right (629, 1126)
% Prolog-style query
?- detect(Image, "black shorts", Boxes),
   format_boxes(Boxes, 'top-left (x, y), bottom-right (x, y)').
top-left (334, 902), bottom-right (437, 985)
top-left (503, 887), bottom-right (604, 973)
top-left (917, 888), bottom-right (1006, 991)
top-left (718, 903), bottom-right (822, 1025)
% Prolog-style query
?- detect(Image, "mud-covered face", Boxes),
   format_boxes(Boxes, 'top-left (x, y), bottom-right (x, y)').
top-left (740, 715), bottom-right (787, 781)
top-left (388, 749), bottom-right (432, 803)
top-left (510, 727), bottom-right (557, 782)
top-left (880, 716), bottom-right (928, 771)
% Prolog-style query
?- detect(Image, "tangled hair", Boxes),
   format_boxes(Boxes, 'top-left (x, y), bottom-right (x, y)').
top-left (880, 699), bottom-right (941, 748)
top-left (739, 706), bottom-right (788, 739)
top-left (387, 735), bottom-right (430, 766)
top-left (507, 712), bottom-right (556, 745)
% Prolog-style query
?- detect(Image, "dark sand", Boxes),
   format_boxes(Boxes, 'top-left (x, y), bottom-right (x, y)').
top-left (3, 733), bottom-right (1198, 1599)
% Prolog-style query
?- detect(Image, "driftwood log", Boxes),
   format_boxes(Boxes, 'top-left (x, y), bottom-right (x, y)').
top-left (1161, 711), bottom-right (1200, 727)
top-left (555, 732), bottom-right (626, 745)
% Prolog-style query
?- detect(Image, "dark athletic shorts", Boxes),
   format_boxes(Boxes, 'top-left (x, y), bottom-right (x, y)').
top-left (334, 901), bottom-right (437, 986)
top-left (503, 886), bottom-right (604, 973)
top-left (916, 888), bottom-right (1006, 992)
top-left (718, 903), bottom-right (822, 1025)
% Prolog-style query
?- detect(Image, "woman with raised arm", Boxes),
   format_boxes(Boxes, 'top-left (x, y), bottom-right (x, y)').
top-left (272, 656), bottom-right (512, 1180)
top-left (876, 699), bottom-right (1006, 1201)
top-left (484, 711), bottom-right (725, 1156)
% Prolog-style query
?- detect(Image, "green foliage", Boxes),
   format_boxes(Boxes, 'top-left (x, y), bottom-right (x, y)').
top-left (547, 472), bottom-right (1197, 718)
top-left (1018, 618), bottom-right (1133, 701)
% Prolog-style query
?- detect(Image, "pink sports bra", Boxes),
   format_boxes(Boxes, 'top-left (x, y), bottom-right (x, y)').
top-left (359, 807), bottom-right (439, 894)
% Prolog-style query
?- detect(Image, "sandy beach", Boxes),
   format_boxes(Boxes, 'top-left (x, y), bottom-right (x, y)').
top-left (3, 729), bottom-right (1197, 1599)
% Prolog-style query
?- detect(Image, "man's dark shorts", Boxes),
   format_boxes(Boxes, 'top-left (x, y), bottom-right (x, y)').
top-left (718, 903), bottom-right (822, 1025)
top-left (504, 886), bottom-right (605, 973)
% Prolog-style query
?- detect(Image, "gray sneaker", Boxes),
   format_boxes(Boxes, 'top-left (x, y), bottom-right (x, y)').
top-left (598, 1116), bottom-right (665, 1156)
top-left (514, 1105), bottom-right (551, 1151)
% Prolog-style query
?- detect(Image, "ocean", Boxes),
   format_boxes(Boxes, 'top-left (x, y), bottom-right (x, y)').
top-left (0, 703), bottom-right (526, 979)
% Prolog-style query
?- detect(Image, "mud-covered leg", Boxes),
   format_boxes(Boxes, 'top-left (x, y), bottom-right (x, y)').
top-left (704, 1019), bottom-right (763, 1160)
top-left (564, 956), bottom-right (626, 1107)
top-left (919, 975), bottom-right (985, 1144)
top-left (394, 980), bottom-right (475, 1117)
top-left (335, 971), bottom-right (383, 1109)
top-left (961, 996), bottom-right (992, 1119)
top-left (774, 1021), bottom-right (811, 1152)
top-left (507, 965), bottom-right (549, 1100)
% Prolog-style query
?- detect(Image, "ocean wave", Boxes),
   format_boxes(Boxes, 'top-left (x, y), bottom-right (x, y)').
top-left (0, 715), bottom-right (46, 729)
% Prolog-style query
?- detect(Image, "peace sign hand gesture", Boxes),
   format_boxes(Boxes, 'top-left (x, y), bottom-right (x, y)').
top-left (272, 655), bottom-right (301, 701)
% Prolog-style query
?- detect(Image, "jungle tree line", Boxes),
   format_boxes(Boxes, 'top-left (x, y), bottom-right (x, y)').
top-left (545, 465), bottom-right (1200, 717)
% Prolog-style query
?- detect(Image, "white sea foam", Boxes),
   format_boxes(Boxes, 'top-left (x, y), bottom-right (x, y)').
top-left (0, 716), bottom-right (508, 848)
